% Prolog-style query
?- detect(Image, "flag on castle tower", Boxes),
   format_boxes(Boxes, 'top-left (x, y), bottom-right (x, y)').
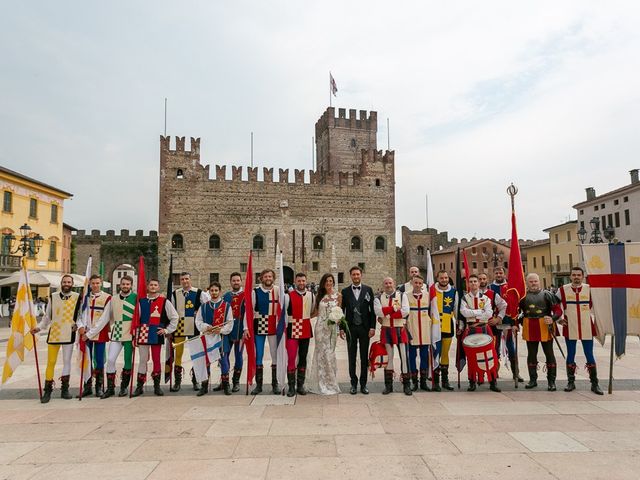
top-left (330, 72), bottom-right (338, 96)
top-left (2, 258), bottom-right (37, 384)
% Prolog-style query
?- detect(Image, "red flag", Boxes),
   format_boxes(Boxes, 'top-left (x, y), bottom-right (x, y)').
top-left (505, 210), bottom-right (526, 318)
top-left (130, 256), bottom-right (146, 335)
top-left (244, 252), bottom-right (256, 387)
top-left (462, 249), bottom-right (470, 288)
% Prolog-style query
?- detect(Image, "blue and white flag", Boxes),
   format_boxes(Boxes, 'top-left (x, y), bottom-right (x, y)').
top-left (187, 334), bottom-right (222, 383)
top-left (276, 250), bottom-right (288, 389)
top-left (581, 242), bottom-right (640, 357)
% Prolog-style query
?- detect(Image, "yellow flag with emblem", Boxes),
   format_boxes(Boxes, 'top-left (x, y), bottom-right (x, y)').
top-left (2, 258), bottom-right (37, 384)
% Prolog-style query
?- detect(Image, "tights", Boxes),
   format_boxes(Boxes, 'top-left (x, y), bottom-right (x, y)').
top-left (385, 343), bottom-right (409, 373)
top-left (106, 341), bottom-right (133, 373)
top-left (526, 340), bottom-right (555, 365)
top-left (566, 339), bottom-right (595, 364)
top-left (255, 334), bottom-right (278, 366)
top-left (137, 344), bottom-right (162, 375)
top-left (285, 338), bottom-right (310, 372)
top-left (45, 344), bottom-right (73, 380)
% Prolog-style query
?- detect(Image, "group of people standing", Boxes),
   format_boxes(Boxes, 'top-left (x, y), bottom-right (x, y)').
top-left (30, 262), bottom-right (604, 403)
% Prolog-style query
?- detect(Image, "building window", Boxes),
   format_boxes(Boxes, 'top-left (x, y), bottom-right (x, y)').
top-left (601, 203), bottom-right (605, 209)
top-left (375, 236), bottom-right (386, 251)
top-left (2, 191), bottom-right (12, 213)
top-left (594, 205), bottom-right (599, 211)
top-left (533, 257), bottom-right (537, 268)
top-left (483, 262), bottom-right (488, 269)
top-left (482, 246), bottom-right (487, 253)
top-left (209, 273), bottom-right (219, 284)
top-left (358, 262), bottom-right (366, 272)
top-left (338, 272), bottom-right (344, 284)
top-left (350, 236), bottom-right (362, 251)
top-left (49, 241), bottom-right (57, 261)
top-left (567, 230), bottom-right (571, 241)
top-left (614, 199), bottom-right (619, 206)
top-left (569, 253), bottom-right (573, 268)
top-left (312, 261), bottom-right (319, 272)
top-left (579, 209), bottom-right (584, 215)
top-left (50, 204), bottom-right (59, 223)
top-left (209, 234), bottom-right (221, 250)
top-left (472, 261), bottom-right (477, 269)
top-left (541, 256), bottom-right (546, 267)
top-left (607, 214), bottom-right (613, 229)
top-left (615, 212), bottom-right (620, 228)
top-left (504, 261), bottom-right (508, 268)
top-left (312, 235), bottom-right (324, 250)
top-left (543, 278), bottom-right (547, 289)
top-left (624, 196), bottom-right (629, 202)
top-left (625, 209), bottom-right (630, 226)
top-left (240, 263), bottom-right (247, 273)
top-left (556, 255), bottom-right (561, 269)
top-left (252, 234), bottom-right (264, 250)
top-left (472, 246), bottom-right (477, 255)
top-left (171, 234), bottom-right (184, 249)
top-left (555, 233), bottom-right (559, 244)
top-left (580, 220), bottom-right (584, 229)
top-left (1, 234), bottom-right (12, 255)
top-left (171, 273), bottom-right (180, 286)
top-left (416, 245), bottom-right (424, 255)
top-left (450, 262), bottom-right (453, 269)
top-left (176, 169), bottom-right (184, 179)
top-left (375, 179), bottom-right (381, 187)
top-left (29, 198), bottom-right (38, 218)
top-left (601, 216), bottom-right (606, 229)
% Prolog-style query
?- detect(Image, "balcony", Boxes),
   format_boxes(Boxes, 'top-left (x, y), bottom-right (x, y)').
top-left (0, 254), bottom-right (21, 271)
top-left (546, 263), bottom-right (574, 274)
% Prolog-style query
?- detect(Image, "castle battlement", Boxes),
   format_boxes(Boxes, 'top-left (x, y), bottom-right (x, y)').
top-left (73, 229), bottom-right (158, 240)
top-left (160, 136), bottom-right (200, 155)
top-left (314, 107), bottom-right (377, 135)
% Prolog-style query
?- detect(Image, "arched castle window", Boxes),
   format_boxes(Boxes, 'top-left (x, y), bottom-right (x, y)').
top-left (252, 234), bottom-right (264, 251)
top-left (171, 234), bottom-right (184, 250)
top-left (176, 169), bottom-right (184, 179)
top-left (312, 235), bottom-right (324, 251)
top-left (209, 234), bottom-right (221, 250)
top-left (375, 236), bottom-right (386, 251)
top-left (350, 236), bottom-right (362, 251)
top-left (416, 245), bottom-right (424, 255)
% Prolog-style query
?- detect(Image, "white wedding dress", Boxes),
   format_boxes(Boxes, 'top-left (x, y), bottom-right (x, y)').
top-left (307, 292), bottom-right (341, 395)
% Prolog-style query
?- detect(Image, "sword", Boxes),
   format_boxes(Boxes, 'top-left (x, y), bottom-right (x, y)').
top-left (548, 322), bottom-right (566, 360)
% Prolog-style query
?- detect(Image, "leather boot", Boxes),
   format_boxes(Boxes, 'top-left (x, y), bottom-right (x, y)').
top-left (587, 363), bottom-right (604, 395)
top-left (101, 372), bottom-right (116, 399)
top-left (410, 371), bottom-right (418, 391)
top-left (221, 374), bottom-right (232, 396)
top-left (441, 365), bottom-right (454, 391)
top-left (170, 365), bottom-right (183, 392)
top-left (212, 377), bottom-right (224, 391)
top-left (382, 369), bottom-right (394, 395)
top-left (271, 365), bottom-right (281, 395)
top-left (489, 379), bottom-right (501, 392)
top-left (250, 365), bottom-right (263, 395)
top-left (510, 358), bottom-right (524, 382)
top-left (77, 377), bottom-right (93, 398)
top-left (419, 369), bottom-right (431, 391)
top-left (94, 368), bottom-right (104, 398)
top-left (197, 380), bottom-right (209, 396)
top-left (286, 371), bottom-right (296, 397)
top-left (232, 368), bottom-right (242, 393)
top-left (546, 363), bottom-right (557, 391)
top-left (60, 375), bottom-right (72, 400)
top-left (132, 373), bottom-right (146, 397)
top-left (467, 379), bottom-right (477, 392)
top-left (564, 363), bottom-right (577, 392)
top-left (190, 368), bottom-right (199, 391)
top-left (118, 369), bottom-right (131, 397)
top-left (402, 373), bottom-right (412, 396)
top-left (41, 380), bottom-right (53, 404)
top-left (432, 367), bottom-right (442, 392)
top-left (296, 368), bottom-right (307, 395)
top-left (525, 363), bottom-right (538, 389)
top-left (152, 372), bottom-right (164, 396)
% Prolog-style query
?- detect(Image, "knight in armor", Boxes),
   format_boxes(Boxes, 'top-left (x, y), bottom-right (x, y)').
top-left (374, 277), bottom-right (411, 395)
top-left (218, 272), bottom-right (249, 393)
top-left (557, 266), bottom-right (603, 395)
top-left (284, 273), bottom-right (314, 397)
top-left (406, 275), bottom-right (436, 392)
top-left (85, 275), bottom-right (137, 398)
top-left (132, 279), bottom-right (179, 397)
top-left (30, 275), bottom-right (82, 403)
top-left (195, 282), bottom-right (234, 396)
top-left (518, 273), bottom-right (561, 391)
top-left (171, 272), bottom-right (209, 392)
top-left (430, 270), bottom-right (458, 391)
top-left (460, 274), bottom-right (501, 392)
top-left (251, 269), bottom-right (281, 395)
top-left (77, 275), bottom-right (112, 397)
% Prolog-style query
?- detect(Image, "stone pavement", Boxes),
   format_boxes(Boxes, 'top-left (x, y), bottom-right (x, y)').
top-left (1, 326), bottom-right (639, 480)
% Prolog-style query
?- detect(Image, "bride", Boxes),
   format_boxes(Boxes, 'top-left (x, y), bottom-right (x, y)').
top-left (307, 273), bottom-right (341, 395)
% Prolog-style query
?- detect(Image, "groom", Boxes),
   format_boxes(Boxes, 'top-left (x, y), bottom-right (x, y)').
top-left (341, 266), bottom-right (376, 394)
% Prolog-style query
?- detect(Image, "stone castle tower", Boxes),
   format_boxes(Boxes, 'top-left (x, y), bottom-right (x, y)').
top-left (158, 107), bottom-right (396, 289)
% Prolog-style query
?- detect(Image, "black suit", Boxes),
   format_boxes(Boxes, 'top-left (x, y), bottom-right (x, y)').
top-left (341, 284), bottom-right (376, 387)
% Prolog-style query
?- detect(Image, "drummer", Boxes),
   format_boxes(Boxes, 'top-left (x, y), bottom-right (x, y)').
top-left (460, 274), bottom-right (501, 392)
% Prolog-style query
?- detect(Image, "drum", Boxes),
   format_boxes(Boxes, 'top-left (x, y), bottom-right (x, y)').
top-left (462, 333), bottom-right (498, 382)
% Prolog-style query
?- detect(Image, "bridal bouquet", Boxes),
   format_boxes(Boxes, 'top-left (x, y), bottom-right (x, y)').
top-left (327, 306), bottom-right (349, 348)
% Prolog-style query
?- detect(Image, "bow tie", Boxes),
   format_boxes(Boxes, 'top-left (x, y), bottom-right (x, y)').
top-left (353, 286), bottom-right (361, 290)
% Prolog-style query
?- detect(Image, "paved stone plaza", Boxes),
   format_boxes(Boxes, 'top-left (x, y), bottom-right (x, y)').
top-left (1, 328), bottom-right (640, 480)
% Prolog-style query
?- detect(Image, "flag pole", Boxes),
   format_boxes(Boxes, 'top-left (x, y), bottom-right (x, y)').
top-left (31, 332), bottom-right (43, 401)
top-left (329, 72), bottom-right (331, 107)
top-left (129, 336), bottom-right (137, 398)
top-left (78, 347), bottom-right (86, 400)
top-left (608, 334), bottom-right (614, 394)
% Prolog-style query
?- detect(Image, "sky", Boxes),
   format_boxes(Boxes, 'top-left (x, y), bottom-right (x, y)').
top-left (1, 1), bottom-right (639, 244)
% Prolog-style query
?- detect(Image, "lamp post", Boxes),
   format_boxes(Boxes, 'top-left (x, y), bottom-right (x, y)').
top-left (7, 223), bottom-right (44, 258)
top-left (588, 217), bottom-right (602, 244)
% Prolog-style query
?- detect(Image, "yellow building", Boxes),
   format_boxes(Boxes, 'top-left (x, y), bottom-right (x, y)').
top-left (522, 239), bottom-right (552, 289)
top-left (0, 166), bottom-right (73, 296)
top-left (543, 220), bottom-right (579, 287)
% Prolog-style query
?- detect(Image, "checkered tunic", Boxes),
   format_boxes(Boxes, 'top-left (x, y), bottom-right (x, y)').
top-left (47, 291), bottom-right (81, 345)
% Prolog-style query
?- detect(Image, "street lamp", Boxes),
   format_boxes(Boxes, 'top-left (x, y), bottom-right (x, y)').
top-left (589, 217), bottom-right (602, 244)
top-left (8, 223), bottom-right (44, 257)
top-left (577, 226), bottom-right (587, 244)
top-left (603, 225), bottom-right (616, 242)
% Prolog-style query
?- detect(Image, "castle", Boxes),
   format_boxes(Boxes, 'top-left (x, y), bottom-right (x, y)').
top-left (157, 107), bottom-right (398, 288)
